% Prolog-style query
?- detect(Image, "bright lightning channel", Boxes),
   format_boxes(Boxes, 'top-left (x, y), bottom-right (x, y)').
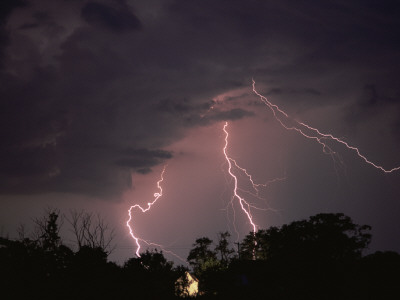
top-left (126, 166), bottom-right (166, 257)
top-left (252, 79), bottom-right (400, 173)
top-left (223, 121), bottom-right (284, 259)
top-left (126, 167), bottom-right (187, 263)
top-left (223, 121), bottom-right (281, 235)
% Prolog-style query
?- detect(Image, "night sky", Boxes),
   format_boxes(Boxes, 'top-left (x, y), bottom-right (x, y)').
top-left (1, 0), bottom-right (400, 264)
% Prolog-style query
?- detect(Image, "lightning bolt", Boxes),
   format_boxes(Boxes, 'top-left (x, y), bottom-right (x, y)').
top-left (124, 80), bottom-right (398, 265)
top-left (252, 79), bottom-right (400, 173)
top-left (126, 166), bottom-right (166, 257)
top-left (126, 166), bottom-right (188, 263)
top-left (224, 121), bottom-right (262, 260)
top-left (223, 121), bottom-right (286, 259)
top-left (223, 122), bottom-right (258, 234)
top-left (222, 122), bottom-right (282, 237)
top-left (220, 80), bottom-right (398, 258)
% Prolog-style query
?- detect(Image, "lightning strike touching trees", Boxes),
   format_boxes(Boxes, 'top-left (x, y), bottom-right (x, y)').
top-left (252, 80), bottom-right (400, 173)
top-left (222, 121), bottom-right (286, 259)
top-left (220, 80), bottom-right (399, 248)
top-left (222, 122), bottom-right (281, 240)
top-left (126, 80), bottom-right (399, 262)
top-left (126, 166), bottom-right (167, 257)
top-left (223, 122), bottom-right (258, 234)
top-left (126, 166), bottom-right (187, 263)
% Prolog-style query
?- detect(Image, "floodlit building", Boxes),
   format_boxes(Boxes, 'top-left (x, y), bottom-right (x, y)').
top-left (175, 271), bottom-right (199, 297)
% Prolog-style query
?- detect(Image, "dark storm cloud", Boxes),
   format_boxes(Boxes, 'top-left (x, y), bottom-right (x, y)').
top-left (0, 146), bottom-right (57, 177)
top-left (208, 108), bottom-right (254, 122)
top-left (0, 0), bottom-right (399, 199)
top-left (156, 97), bottom-right (253, 126)
top-left (122, 148), bottom-right (172, 159)
top-left (156, 98), bottom-right (197, 114)
top-left (360, 85), bottom-right (398, 107)
top-left (18, 22), bottom-right (38, 30)
top-left (115, 148), bottom-right (173, 173)
top-left (165, 0), bottom-right (400, 107)
top-left (266, 88), bottom-right (321, 97)
top-left (0, 0), bottom-right (26, 65)
top-left (0, 0), bottom-right (25, 20)
top-left (346, 84), bottom-right (400, 121)
top-left (81, 1), bottom-right (142, 32)
top-left (18, 11), bottom-right (62, 33)
top-left (344, 84), bottom-right (400, 139)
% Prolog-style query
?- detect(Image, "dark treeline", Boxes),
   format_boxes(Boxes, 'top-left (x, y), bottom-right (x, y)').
top-left (0, 209), bottom-right (185, 299)
top-left (190, 213), bottom-right (400, 299)
top-left (1, 211), bottom-right (400, 299)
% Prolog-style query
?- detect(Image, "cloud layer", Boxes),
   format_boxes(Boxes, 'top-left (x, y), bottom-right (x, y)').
top-left (0, 0), bottom-right (399, 200)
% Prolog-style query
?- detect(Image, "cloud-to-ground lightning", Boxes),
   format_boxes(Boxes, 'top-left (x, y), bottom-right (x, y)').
top-left (125, 79), bottom-right (398, 263)
top-left (223, 122), bottom-right (258, 234)
top-left (222, 121), bottom-right (287, 259)
top-left (126, 166), bottom-right (188, 263)
top-left (252, 79), bottom-right (400, 174)
top-left (220, 79), bottom-right (398, 256)
top-left (222, 122), bottom-right (282, 237)
top-left (126, 166), bottom-right (167, 257)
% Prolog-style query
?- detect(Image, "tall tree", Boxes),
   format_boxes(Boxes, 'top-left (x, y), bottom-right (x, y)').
top-left (66, 209), bottom-right (116, 254)
top-left (187, 237), bottom-right (218, 274)
top-left (240, 213), bottom-right (371, 262)
top-left (124, 250), bottom-right (176, 298)
top-left (215, 231), bottom-right (235, 265)
top-left (240, 229), bottom-right (272, 260)
top-left (33, 208), bottom-right (62, 253)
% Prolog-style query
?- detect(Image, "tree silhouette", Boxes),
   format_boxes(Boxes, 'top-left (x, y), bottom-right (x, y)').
top-left (123, 249), bottom-right (177, 298)
top-left (240, 213), bottom-right (371, 262)
top-left (233, 213), bottom-right (373, 299)
top-left (187, 237), bottom-right (218, 273)
top-left (2, 209), bottom-right (399, 300)
top-left (66, 209), bottom-right (116, 254)
top-left (33, 208), bottom-right (62, 252)
top-left (215, 231), bottom-right (235, 266)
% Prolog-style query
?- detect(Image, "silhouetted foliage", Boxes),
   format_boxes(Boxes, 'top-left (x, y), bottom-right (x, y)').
top-left (240, 213), bottom-right (371, 262)
top-left (32, 208), bottom-right (63, 251)
top-left (215, 231), bottom-right (235, 266)
top-left (1, 210), bottom-right (399, 300)
top-left (187, 236), bottom-right (222, 295)
top-left (218, 213), bottom-right (374, 299)
top-left (353, 251), bottom-right (400, 299)
top-left (0, 209), bottom-right (121, 299)
top-left (123, 249), bottom-right (181, 299)
top-left (187, 237), bottom-right (217, 271)
top-left (66, 209), bottom-right (116, 254)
